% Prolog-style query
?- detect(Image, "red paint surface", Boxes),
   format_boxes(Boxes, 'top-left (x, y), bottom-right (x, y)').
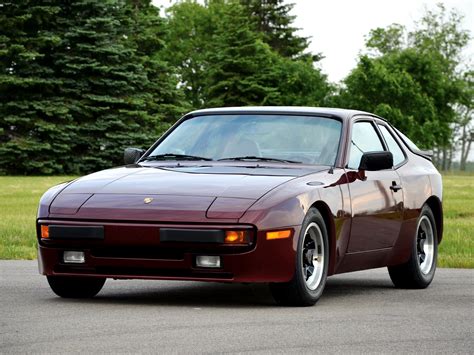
top-left (37, 108), bottom-right (442, 283)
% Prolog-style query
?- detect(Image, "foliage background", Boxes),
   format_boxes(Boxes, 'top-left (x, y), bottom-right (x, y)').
top-left (1, 0), bottom-right (471, 175)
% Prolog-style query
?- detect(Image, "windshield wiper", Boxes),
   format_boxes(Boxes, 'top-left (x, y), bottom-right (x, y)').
top-left (142, 153), bottom-right (213, 161)
top-left (218, 156), bottom-right (301, 164)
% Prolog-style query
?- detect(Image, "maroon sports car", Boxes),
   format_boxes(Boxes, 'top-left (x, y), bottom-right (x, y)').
top-left (37, 107), bottom-right (442, 306)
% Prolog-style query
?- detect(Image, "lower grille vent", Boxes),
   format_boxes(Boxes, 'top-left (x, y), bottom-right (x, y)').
top-left (91, 247), bottom-right (184, 260)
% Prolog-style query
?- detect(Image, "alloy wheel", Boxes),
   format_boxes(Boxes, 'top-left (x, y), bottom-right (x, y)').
top-left (417, 215), bottom-right (435, 274)
top-left (301, 222), bottom-right (325, 290)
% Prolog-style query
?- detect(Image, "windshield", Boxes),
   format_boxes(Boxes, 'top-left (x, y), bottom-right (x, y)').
top-left (147, 114), bottom-right (342, 165)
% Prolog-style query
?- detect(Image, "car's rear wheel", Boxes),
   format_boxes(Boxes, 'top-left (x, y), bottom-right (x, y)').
top-left (388, 205), bottom-right (438, 288)
top-left (47, 276), bottom-right (106, 298)
top-left (270, 208), bottom-right (329, 306)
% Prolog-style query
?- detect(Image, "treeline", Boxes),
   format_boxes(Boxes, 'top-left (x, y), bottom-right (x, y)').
top-left (0, 0), bottom-right (471, 175)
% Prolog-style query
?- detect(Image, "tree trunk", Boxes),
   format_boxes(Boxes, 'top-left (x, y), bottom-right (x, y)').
top-left (447, 145), bottom-right (453, 170)
top-left (435, 148), bottom-right (441, 169)
top-left (460, 125), bottom-right (467, 171)
top-left (461, 136), bottom-right (472, 171)
top-left (441, 147), bottom-right (447, 171)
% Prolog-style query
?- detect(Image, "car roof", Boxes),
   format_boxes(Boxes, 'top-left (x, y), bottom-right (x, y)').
top-left (187, 106), bottom-right (381, 122)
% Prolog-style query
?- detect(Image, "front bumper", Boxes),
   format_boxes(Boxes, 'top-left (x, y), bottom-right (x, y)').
top-left (37, 220), bottom-right (298, 283)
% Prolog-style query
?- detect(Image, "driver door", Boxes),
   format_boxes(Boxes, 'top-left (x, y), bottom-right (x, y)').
top-left (346, 120), bottom-right (404, 252)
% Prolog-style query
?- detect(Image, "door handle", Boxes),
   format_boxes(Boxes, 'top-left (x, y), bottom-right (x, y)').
top-left (390, 181), bottom-right (402, 192)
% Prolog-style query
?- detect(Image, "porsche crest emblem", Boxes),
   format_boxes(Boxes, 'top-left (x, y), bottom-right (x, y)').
top-left (144, 197), bottom-right (154, 204)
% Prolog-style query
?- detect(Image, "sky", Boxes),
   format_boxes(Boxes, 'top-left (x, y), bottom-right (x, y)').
top-left (152, 0), bottom-right (473, 83)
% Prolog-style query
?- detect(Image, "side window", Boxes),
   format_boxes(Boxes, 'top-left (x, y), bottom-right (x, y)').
top-left (348, 121), bottom-right (384, 169)
top-left (378, 125), bottom-right (406, 166)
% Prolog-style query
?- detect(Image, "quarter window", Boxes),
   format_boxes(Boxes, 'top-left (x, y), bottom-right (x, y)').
top-left (348, 121), bottom-right (384, 169)
top-left (394, 127), bottom-right (421, 152)
top-left (378, 125), bottom-right (406, 166)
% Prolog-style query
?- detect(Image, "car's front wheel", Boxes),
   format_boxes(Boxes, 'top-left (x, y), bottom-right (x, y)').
top-left (47, 276), bottom-right (106, 298)
top-left (270, 208), bottom-right (329, 306)
top-left (388, 205), bottom-right (438, 288)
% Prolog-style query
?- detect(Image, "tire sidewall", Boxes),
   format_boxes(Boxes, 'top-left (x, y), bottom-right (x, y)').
top-left (47, 276), bottom-right (106, 298)
top-left (294, 208), bottom-right (329, 304)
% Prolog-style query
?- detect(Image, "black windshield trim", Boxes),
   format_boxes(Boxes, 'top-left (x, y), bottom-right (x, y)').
top-left (217, 156), bottom-right (301, 164)
top-left (142, 153), bottom-right (213, 162)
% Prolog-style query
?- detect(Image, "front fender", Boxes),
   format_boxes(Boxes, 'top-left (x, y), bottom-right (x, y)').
top-left (240, 168), bottom-right (352, 275)
top-left (37, 181), bottom-right (74, 219)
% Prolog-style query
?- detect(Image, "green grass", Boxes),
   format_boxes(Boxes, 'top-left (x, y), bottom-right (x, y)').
top-left (0, 176), bottom-right (76, 259)
top-left (438, 175), bottom-right (474, 268)
top-left (0, 175), bottom-right (472, 267)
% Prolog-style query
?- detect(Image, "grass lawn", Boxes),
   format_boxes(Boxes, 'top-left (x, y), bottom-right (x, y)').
top-left (438, 174), bottom-right (473, 268)
top-left (0, 176), bottom-right (76, 259)
top-left (0, 174), bottom-right (472, 267)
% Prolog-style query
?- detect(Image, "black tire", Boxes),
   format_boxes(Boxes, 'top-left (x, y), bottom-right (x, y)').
top-left (47, 276), bottom-right (106, 298)
top-left (270, 208), bottom-right (329, 306)
top-left (388, 205), bottom-right (438, 289)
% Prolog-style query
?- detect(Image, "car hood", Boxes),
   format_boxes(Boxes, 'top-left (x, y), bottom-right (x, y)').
top-left (48, 165), bottom-right (327, 222)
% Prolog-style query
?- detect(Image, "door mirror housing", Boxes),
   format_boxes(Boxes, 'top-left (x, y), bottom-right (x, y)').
top-left (358, 151), bottom-right (393, 171)
top-left (124, 148), bottom-right (145, 165)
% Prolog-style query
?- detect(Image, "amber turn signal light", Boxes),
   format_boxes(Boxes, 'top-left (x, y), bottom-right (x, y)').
top-left (266, 229), bottom-right (292, 240)
top-left (41, 225), bottom-right (49, 239)
top-left (224, 230), bottom-right (248, 244)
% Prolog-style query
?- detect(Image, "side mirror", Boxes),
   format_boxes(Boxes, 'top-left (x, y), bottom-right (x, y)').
top-left (124, 148), bottom-right (145, 165)
top-left (358, 151), bottom-right (393, 171)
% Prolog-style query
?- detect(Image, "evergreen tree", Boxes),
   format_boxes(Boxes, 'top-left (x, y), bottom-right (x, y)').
top-left (165, 0), bottom-right (329, 109)
top-left (52, 0), bottom-right (153, 173)
top-left (0, 2), bottom-right (73, 174)
top-left (204, 2), bottom-right (279, 107)
top-left (239, 0), bottom-right (319, 61)
top-left (1, 0), bottom-right (185, 174)
top-left (126, 0), bottom-right (187, 130)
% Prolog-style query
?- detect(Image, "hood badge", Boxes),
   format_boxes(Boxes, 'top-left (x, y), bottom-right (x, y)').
top-left (144, 197), bottom-right (154, 204)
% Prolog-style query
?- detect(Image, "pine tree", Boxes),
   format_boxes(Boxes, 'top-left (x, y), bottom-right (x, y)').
top-left (204, 2), bottom-right (279, 107)
top-left (126, 0), bottom-right (187, 130)
top-left (0, 2), bottom-right (74, 174)
top-left (1, 0), bottom-right (185, 174)
top-left (165, 0), bottom-right (329, 109)
top-left (50, 0), bottom-right (155, 173)
top-left (239, 0), bottom-right (319, 61)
